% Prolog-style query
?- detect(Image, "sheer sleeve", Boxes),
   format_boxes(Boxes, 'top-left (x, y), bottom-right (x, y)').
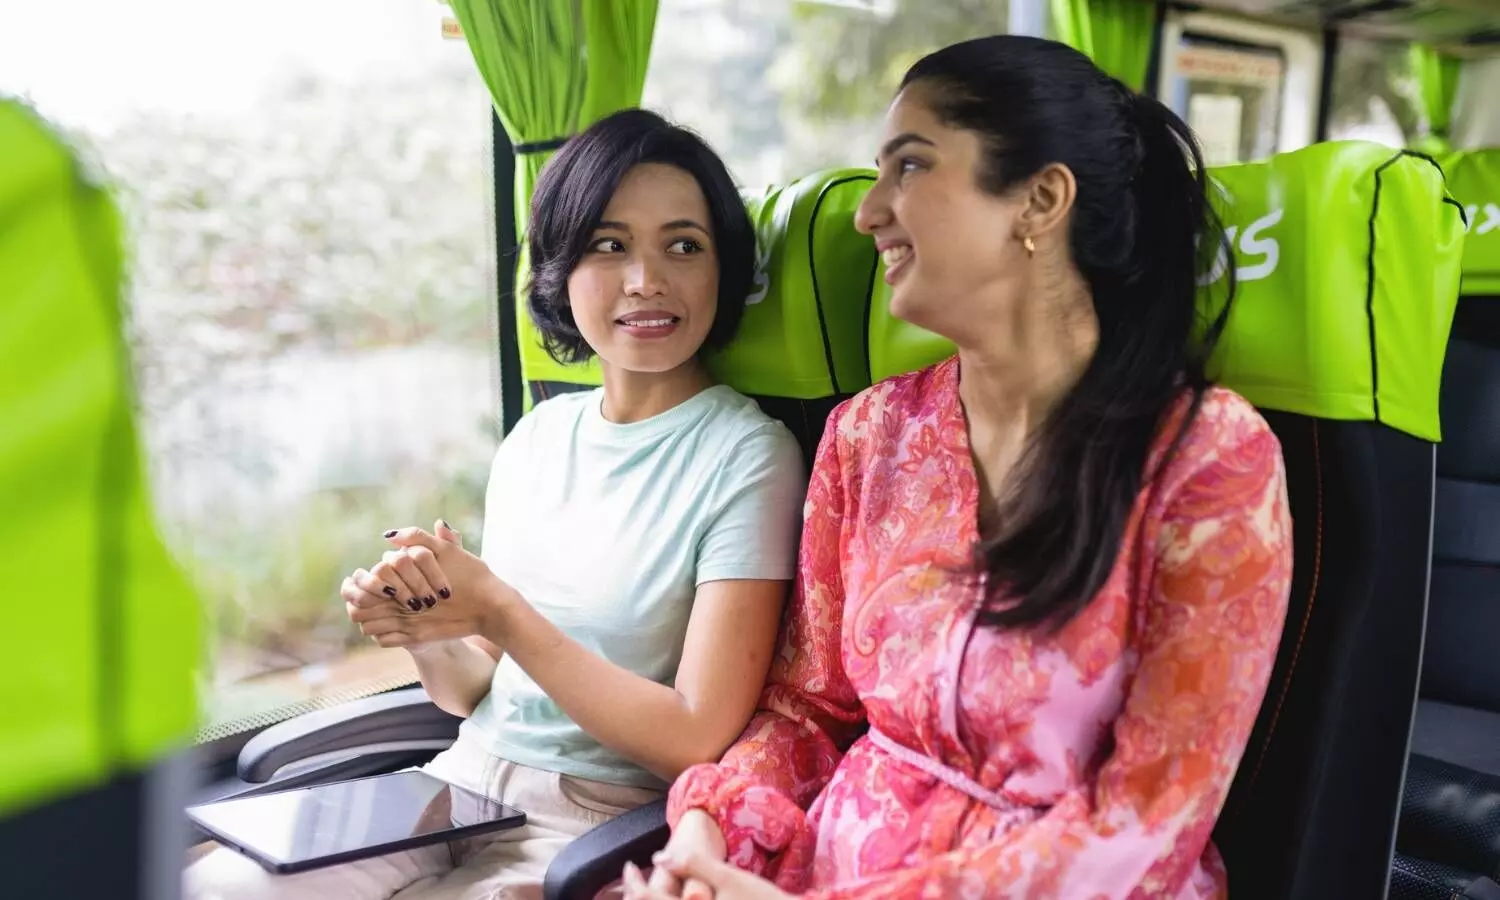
top-left (667, 406), bottom-right (867, 878)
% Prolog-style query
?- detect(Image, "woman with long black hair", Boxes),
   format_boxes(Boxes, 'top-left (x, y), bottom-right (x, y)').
top-left (630, 35), bottom-right (1293, 900)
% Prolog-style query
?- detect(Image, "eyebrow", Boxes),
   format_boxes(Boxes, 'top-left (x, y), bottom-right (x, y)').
top-left (876, 132), bottom-right (936, 164)
top-left (596, 218), bottom-right (710, 235)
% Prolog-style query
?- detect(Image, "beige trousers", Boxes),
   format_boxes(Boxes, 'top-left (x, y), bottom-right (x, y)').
top-left (183, 734), bottom-right (662, 900)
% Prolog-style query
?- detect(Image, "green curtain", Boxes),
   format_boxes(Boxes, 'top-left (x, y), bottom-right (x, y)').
top-left (579, 0), bottom-right (659, 127)
top-left (446, 0), bottom-right (586, 236)
top-left (1409, 43), bottom-right (1462, 156)
top-left (1050, 0), bottom-right (1158, 92)
top-left (1, 99), bottom-right (200, 817)
top-left (446, 0), bottom-right (660, 392)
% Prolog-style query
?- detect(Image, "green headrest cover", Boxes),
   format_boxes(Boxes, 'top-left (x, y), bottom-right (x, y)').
top-left (0, 100), bottom-right (200, 817)
top-left (712, 170), bottom-right (877, 397)
top-left (868, 141), bottom-right (1466, 442)
top-left (1446, 149), bottom-right (1500, 297)
top-left (519, 169), bottom-right (878, 400)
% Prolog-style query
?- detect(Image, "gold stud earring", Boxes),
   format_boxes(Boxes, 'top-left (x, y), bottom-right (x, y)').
top-left (1023, 236), bottom-right (1036, 257)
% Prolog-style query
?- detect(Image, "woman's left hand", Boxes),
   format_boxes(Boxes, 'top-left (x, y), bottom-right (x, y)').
top-left (347, 522), bottom-right (515, 648)
top-left (622, 851), bottom-right (791, 900)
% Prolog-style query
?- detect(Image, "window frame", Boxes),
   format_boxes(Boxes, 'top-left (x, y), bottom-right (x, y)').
top-left (1156, 9), bottom-right (1325, 157)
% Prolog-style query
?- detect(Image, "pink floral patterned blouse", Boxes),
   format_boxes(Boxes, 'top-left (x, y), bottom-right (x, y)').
top-left (667, 357), bottom-right (1293, 899)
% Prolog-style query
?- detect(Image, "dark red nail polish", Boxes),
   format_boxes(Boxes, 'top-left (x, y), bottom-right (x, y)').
top-left (423, 596), bottom-right (436, 608)
top-left (383, 529), bottom-right (398, 538)
top-left (383, 586), bottom-right (397, 597)
top-left (407, 598), bottom-right (421, 611)
top-left (438, 587), bottom-right (451, 599)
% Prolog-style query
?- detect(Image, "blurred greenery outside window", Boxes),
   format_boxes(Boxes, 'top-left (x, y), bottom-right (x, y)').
top-left (1326, 36), bottom-right (1425, 148)
top-left (644, 0), bottom-right (1011, 188)
top-left (1, 0), bottom-right (501, 734)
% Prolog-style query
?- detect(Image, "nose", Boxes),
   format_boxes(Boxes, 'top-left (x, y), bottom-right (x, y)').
top-left (623, 250), bottom-right (668, 298)
top-left (854, 178), bottom-right (891, 236)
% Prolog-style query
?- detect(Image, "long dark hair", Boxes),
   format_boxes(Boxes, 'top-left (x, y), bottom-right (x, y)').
top-left (901, 35), bottom-right (1235, 632)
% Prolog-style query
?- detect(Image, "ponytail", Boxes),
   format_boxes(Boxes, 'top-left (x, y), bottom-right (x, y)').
top-left (903, 36), bottom-right (1234, 632)
top-left (1127, 91), bottom-right (1236, 375)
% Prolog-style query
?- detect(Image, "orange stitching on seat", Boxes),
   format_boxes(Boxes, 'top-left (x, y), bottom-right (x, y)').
top-left (1244, 422), bottom-right (1324, 793)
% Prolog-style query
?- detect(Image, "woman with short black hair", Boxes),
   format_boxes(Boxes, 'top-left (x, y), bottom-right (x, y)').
top-left (186, 108), bottom-right (805, 900)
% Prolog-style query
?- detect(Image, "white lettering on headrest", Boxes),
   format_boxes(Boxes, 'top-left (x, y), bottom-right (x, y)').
top-left (1465, 203), bottom-right (1500, 236)
top-left (746, 242), bottom-right (771, 306)
top-left (1197, 208), bottom-right (1284, 287)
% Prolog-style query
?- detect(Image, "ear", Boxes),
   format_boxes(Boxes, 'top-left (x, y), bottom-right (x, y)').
top-left (1015, 162), bottom-right (1077, 244)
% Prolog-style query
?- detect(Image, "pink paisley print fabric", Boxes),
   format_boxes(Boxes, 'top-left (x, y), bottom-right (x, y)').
top-left (667, 357), bottom-right (1293, 899)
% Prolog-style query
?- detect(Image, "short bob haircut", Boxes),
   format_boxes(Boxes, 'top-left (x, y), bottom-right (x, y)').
top-left (526, 108), bottom-right (757, 365)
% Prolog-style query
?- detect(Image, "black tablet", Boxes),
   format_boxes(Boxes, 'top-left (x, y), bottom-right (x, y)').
top-left (186, 770), bottom-right (527, 874)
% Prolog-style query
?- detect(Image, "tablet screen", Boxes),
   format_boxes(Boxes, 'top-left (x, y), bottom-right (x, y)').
top-left (188, 770), bottom-right (526, 872)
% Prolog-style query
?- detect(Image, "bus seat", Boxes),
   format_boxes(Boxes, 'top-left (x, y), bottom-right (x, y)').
top-left (523, 168), bottom-right (879, 467)
top-left (1201, 142), bottom-right (1462, 900)
top-left (1446, 149), bottom-right (1500, 298)
top-left (0, 100), bottom-right (202, 898)
top-left (1390, 150), bottom-right (1500, 900)
top-left (544, 141), bottom-right (1466, 899)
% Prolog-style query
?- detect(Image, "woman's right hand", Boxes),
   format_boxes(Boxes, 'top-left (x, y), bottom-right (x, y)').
top-left (645, 809), bottom-right (727, 899)
top-left (340, 521), bottom-right (464, 650)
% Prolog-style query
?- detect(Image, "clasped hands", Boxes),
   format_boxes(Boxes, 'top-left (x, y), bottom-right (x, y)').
top-left (340, 520), bottom-right (512, 649)
top-left (342, 527), bottom-right (792, 900)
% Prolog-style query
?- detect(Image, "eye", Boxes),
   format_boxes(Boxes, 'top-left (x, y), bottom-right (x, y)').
top-left (588, 237), bottom-right (625, 253)
top-left (898, 157), bottom-right (925, 177)
top-left (667, 238), bottom-right (704, 254)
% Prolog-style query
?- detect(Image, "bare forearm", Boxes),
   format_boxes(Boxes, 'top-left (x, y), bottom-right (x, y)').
top-left (407, 638), bottom-right (498, 718)
top-left (481, 588), bottom-right (731, 782)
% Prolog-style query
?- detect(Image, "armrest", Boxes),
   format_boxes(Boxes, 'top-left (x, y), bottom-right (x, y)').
top-left (1391, 852), bottom-right (1500, 900)
top-left (237, 687), bottom-right (461, 783)
top-left (1399, 753), bottom-right (1500, 878)
top-left (542, 798), bottom-right (668, 900)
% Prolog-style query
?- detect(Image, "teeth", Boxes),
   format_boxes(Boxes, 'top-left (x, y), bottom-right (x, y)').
top-left (882, 246), bottom-right (911, 267)
top-left (625, 318), bottom-right (675, 327)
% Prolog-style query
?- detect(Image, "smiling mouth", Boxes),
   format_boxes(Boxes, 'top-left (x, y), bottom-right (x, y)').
top-left (616, 316), bottom-right (679, 327)
top-left (881, 245), bottom-right (913, 284)
top-left (615, 313), bottom-right (682, 338)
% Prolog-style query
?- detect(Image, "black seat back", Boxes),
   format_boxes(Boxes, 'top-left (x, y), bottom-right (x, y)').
top-left (1388, 305), bottom-right (1500, 898)
top-left (1212, 414), bottom-right (1436, 898)
top-left (1205, 144), bottom-right (1468, 899)
top-left (1389, 147), bottom-right (1500, 900)
top-left (1416, 302), bottom-right (1500, 740)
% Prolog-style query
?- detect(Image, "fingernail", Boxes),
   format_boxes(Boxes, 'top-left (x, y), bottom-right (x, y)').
top-left (383, 529), bottom-right (397, 538)
top-left (438, 587), bottom-right (451, 599)
top-left (438, 519), bottom-right (451, 530)
top-left (407, 598), bottom-right (422, 611)
top-left (383, 586), bottom-right (397, 597)
top-left (423, 596), bottom-right (436, 609)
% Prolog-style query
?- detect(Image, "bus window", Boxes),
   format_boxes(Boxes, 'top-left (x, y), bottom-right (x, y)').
top-left (643, 0), bottom-right (1010, 187)
top-left (1170, 34), bottom-right (1285, 165)
top-left (1156, 10), bottom-right (1323, 162)
top-left (1453, 57), bottom-right (1500, 148)
top-left (1324, 37), bottom-right (1419, 147)
top-left (0, 0), bottom-right (500, 738)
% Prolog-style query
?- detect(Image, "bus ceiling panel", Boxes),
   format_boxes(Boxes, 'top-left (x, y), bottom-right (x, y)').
top-left (1176, 0), bottom-right (1500, 54)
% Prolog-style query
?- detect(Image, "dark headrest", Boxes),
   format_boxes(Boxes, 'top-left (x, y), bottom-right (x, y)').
top-left (1440, 337), bottom-right (1500, 482)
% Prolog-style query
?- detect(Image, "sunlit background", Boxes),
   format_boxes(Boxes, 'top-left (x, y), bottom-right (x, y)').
top-left (0, 0), bottom-right (1434, 737)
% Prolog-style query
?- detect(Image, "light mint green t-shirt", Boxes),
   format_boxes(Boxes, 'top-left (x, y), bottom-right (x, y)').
top-left (461, 384), bottom-right (806, 788)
